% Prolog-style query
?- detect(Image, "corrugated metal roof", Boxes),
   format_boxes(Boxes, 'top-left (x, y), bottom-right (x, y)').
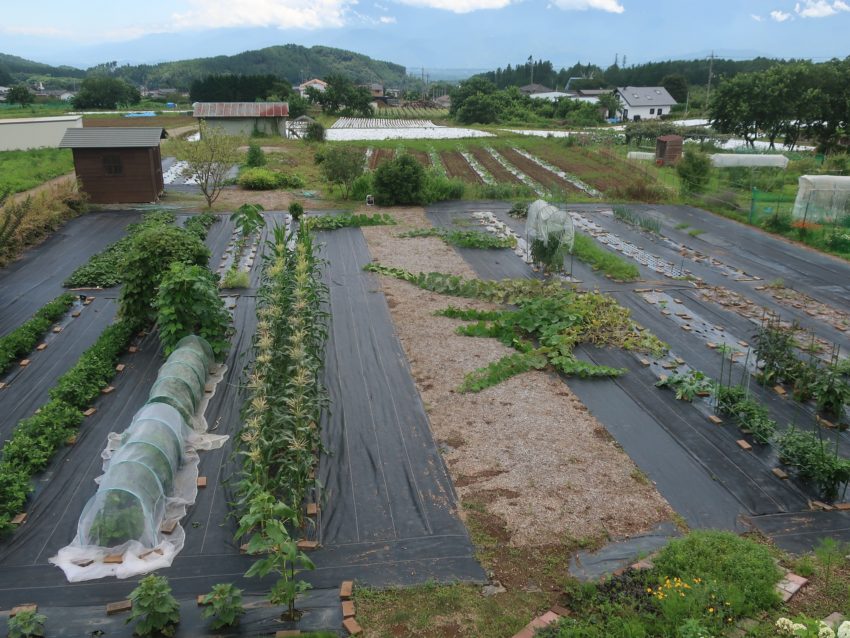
top-left (0, 115), bottom-right (82, 126)
top-left (59, 127), bottom-right (165, 148)
top-left (616, 86), bottom-right (677, 107)
top-left (192, 102), bottom-right (289, 118)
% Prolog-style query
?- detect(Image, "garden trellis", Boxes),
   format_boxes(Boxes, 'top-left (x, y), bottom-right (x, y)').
top-left (792, 175), bottom-right (850, 224)
top-left (52, 335), bottom-right (227, 582)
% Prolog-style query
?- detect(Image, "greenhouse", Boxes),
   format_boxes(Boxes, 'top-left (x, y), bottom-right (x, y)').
top-left (75, 335), bottom-right (214, 550)
top-left (710, 154), bottom-right (789, 169)
top-left (792, 175), bottom-right (850, 223)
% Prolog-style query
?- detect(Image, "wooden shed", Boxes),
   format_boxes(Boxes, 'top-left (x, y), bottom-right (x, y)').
top-left (59, 127), bottom-right (165, 204)
top-left (655, 135), bottom-right (684, 166)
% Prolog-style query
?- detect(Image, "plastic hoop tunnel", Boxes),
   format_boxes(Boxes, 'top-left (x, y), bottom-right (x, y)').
top-left (76, 336), bottom-right (214, 549)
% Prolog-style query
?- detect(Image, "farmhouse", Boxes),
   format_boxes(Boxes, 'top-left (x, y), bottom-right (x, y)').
top-left (0, 115), bottom-right (82, 151)
top-left (297, 78), bottom-right (327, 97)
top-left (360, 83), bottom-right (384, 98)
top-left (59, 127), bottom-right (165, 204)
top-left (193, 102), bottom-right (289, 137)
top-left (614, 86), bottom-right (677, 121)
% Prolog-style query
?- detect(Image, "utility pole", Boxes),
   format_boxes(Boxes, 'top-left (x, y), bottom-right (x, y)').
top-left (706, 51), bottom-right (715, 107)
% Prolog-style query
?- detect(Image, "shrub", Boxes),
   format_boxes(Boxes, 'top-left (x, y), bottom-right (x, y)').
top-left (762, 212), bottom-right (793, 234)
top-left (156, 262), bottom-right (231, 359)
top-left (422, 172), bottom-right (465, 203)
top-left (239, 167), bottom-right (284, 190)
top-left (653, 530), bottom-right (781, 617)
top-left (351, 172), bottom-right (374, 202)
top-left (127, 574), bottom-right (180, 637)
top-left (676, 151), bottom-right (712, 194)
top-left (288, 201), bottom-right (304, 221)
top-left (7, 609), bottom-right (47, 638)
top-left (119, 225), bottom-right (210, 324)
top-left (201, 583), bottom-right (245, 629)
top-left (317, 145), bottom-right (365, 199)
top-left (221, 268), bottom-right (250, 289)
top-left (245, 143), bottom-right (266, 167)
top-left (373, 154), bottom-right (425, 206)
top-left (305, 121), bottom-right (325, 142)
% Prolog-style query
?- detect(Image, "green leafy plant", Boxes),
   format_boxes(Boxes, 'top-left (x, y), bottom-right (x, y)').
top-left (399, 227), bottom-right (515, 249)
top-left (531, 233), bottom-right (571, 274)
top-left (201, 583), bottom-right (245, 630)
top-left (304, 212), bottom-right (396, 231)
top-left (714, 385), bottom-right (777, 444)
top-left (238, 167), bottom-right (304, 190)
top-left (221, 267), bottom-right (250, 289)
top-left (7, 609), bottom-right (47, 638)
top-left (509, 201), bottom-right (529, 218)
top-left (231, 202), bottom-right (265, 237)
top-left (811, 365), bottom-right (850, 419)
top-left (776, 428), bottom-right (850, 500)
top-left (86, 491), bottom-right (146, 546)
top-left (316, 145), bottom-right (365, 199)
top-left (572, 233), bottom-right (641, 282)
top-left (183, 211), bottom-right (219, 239)
top-left (288, 201), bottom-right (304, 222)
top-left (753, 320), bottom-right (797, 386)
top-left (119, 225), bottom-right (210, 324)
top-left (156, 262), bottom-right (231, 359)
top-left (0, 293), bottom-right (75, 374)
top-left (373, 154), bottom-right (426, 205)
top-left (246, 142), bottom-right (267, 168)
top-left (656, 369), bottom-right (713, 402)
top-left (127, 574), bottom-right (180, 637)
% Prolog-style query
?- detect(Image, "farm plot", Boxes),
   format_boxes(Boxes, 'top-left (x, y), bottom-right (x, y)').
top-left (369, 147), bottom-right (395, 170)
top-left (498, 147), bottom-right (582, 194)
top-left (326, 118), bottom-right (494, 141)
top-left (406, 148), bottom-right (431, 168)
top-left (534, 146), bottom-right (645, 194)
top-left (468, 146), bottom-right (524, 185)
top-left (440, 150), bottom-right (483, 184)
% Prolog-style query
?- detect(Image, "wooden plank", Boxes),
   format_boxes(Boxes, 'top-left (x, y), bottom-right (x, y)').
top-left (106, 600), bottom-right (132, 615)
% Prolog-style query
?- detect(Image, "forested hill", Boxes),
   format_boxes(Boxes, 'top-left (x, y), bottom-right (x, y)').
top-left (0, 45), bottom-right (407, 90)
top-left (475, 56), bottom-right (796, 90)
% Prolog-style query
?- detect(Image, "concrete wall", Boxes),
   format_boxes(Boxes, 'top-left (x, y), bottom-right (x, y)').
top-left (200, 117), bottom-right (287, 138)
top-left (0, 116), bottom-right (83, 151)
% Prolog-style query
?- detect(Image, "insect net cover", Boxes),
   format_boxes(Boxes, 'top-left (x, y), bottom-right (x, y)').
top-left (792, 175), bottom-right (850, 223)
top-left (525, 199), bottom-right (575, 252)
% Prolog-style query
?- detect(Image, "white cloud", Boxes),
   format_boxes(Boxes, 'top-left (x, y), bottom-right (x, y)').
top-left (550, 0), bottom-right (625, 11)
top-left (171, 0), bottom-right (358, 30)
top-left (392, 0), bottom-right (515, 12)
top-left (379, 15), bottom-right (397, 22)
top-left (751, 13), bottom-right (764, 20)
top-left (770, 9), bottom-right (793, 20)
top-left (794, 0), bottom-right (850, 17)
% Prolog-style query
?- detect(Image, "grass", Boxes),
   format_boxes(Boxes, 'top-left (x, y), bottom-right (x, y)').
top-left (0, 148), bottom-right (74, 194)
top-left (572, 233), bottom-right (641, 282)
top-left (688, 228), bottom-right (705, 237)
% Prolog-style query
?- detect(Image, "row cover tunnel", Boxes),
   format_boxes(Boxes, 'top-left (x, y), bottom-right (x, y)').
top-left (78, 335), bottom-right (215, 548)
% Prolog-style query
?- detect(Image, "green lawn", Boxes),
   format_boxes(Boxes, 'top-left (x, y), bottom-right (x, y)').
top-left (0, 147), bottom-right (74, 194)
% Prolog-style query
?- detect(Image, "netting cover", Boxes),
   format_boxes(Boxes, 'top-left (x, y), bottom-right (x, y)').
top-left (793, 175), bottom-right (850, 223)
top-left (175, 335), bottom-right (215, 370)
top-left (627, 151), bottom-right (655, 161)
top-left (710, 154), bottom-right (789, 168)
top-left (526, 200), bottom-right (575, 251)
top-left (148, 376), bottom-right (200, 422)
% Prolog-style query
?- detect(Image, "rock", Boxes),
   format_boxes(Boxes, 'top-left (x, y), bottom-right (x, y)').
top-left (482, 581), bottom-right (506, 597)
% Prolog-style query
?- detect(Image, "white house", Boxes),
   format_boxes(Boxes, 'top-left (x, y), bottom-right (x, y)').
top-left (298, 78), bottom-right (327, 98)
top-left (614, 86), bottom-right (677, 121)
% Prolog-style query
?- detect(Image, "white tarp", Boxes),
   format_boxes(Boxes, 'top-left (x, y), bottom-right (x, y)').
top-left (792, 175), bottom-right (850, 222)
top-left (627, 151), bottom-right (655, 161)
top-left (710, 154), bottom-right (789, 169)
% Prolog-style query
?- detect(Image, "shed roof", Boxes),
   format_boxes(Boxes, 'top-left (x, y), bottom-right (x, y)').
top-left (59, 127), bottom-right (165, 149)
top-left (616, 86), bottom-right (677, 107)
top-left (519, 83), bottom-right (553, 94)
top-left (0, 115), bottom-right (82, 126)
top-left (193, 102), bottom-right (289, 118)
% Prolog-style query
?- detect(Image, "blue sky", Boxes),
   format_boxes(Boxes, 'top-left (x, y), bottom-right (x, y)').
top-left (2, 0), bottom-right (849, 72)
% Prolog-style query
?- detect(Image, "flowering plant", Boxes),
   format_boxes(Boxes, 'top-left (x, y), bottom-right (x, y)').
top-left (776, 616), bottom-right (836, 638)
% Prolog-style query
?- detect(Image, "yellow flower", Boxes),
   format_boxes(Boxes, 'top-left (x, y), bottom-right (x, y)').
top-left (708, 607), bottom-right (715, 613)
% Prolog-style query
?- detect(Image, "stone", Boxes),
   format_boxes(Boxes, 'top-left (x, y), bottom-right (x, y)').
top-left (115, 363), bottom-right (126, 372)
top-left (297, 539), bottom-right (318, 551)
top-left (83, 407), bottom-right (97, 417)
top-left (101, 386), bottom-right (115, 394)
top-left (772, 468), bottom-right (788, 480)
top-left (482, 582), bottom-right (507, 596)
top-left (11, 513), bottom-right (27, 525)
top-left (52, 326), bottom-right (63, 333)
top-left (306, 503), bottom-right (318, 516)
top-left (36, 343), bottom-right (47, 351)
top-left (774, 385), bottom-right (787, 396)
top-left (71, 310), bottom-right (81, 318)
top-left (19, 359), bottom-right (30, 367)
top-left (128, 346), bottom-right (138, 353)
top-left (708, 415), bottom-right (723, 425)
top-left (160, 519), bottom-right (178, 534)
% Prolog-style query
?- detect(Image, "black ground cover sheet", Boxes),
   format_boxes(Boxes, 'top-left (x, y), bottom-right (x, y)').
top-left (426, 202), bottom-right (850, 545)
top-left (0, 215), bottom-right (480, 635)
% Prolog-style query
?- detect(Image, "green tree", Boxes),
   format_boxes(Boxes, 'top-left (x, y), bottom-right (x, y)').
top-left (174, 122), bottom-right (243, 207)
top-left (72, 76), bottom-right (140, 109)
top-left (373, 154), bottom-right (425, 205)
top-left (306, 73), bottom-right (372, 116)
top-left (7, 84), bottom-right (35, 107)
top-left (449, 77), bottom-right (497, 118)
top-left (456, 93), bottom-right (499, 124)
top-left (676, 150), bottom-right (712, 194)
top-left (661, 74), bottom-right (688, 103)
top-left (246, 143), bottom-right (266, 167)
top-left (318, 145), bottom-right (365, 198)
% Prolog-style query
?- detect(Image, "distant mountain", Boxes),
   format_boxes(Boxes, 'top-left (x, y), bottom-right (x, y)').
top-left (0, 45), bottom-right (408, 91)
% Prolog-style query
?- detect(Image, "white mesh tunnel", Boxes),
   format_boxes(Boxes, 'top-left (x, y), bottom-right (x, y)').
top-left (710, 154), bottom-right (789, 168)
top-left (792, 175), bottom-right (850, 223)
top-left (526, 200), bottom-right (575, 252)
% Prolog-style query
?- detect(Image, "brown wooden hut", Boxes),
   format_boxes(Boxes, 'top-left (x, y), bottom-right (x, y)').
top-left (59, 127), bottom-right (166, 204)
top-left (655, 135), bottom-right (683, 166)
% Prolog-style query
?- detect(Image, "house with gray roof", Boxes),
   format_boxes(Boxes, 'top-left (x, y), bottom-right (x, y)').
top-left (614, 86), bottom-right (677, 121)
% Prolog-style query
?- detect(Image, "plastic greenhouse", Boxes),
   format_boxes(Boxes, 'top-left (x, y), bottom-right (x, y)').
top-left (76, 336), bottom-right (214, 549)
top-left (792, 175), bottom-right (850, 224)
top-left (710, 154), bottom-right (789, 169)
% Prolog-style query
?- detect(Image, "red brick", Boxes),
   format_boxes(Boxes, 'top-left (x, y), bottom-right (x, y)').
top-left (196, 476), bottom-right (207, 488)
top-left (340, 580), bottom-right (354, 599)
top-left (342, 600), bottom-right (355, 618)
top-left (343, 618), bottom-right (362, 636)
top-left (736, 439), bottom-right (752, 451)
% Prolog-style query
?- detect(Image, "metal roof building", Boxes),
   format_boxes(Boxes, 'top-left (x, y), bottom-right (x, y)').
top-left (192, 102), bottom-right (290, 137)
top-left (59, 127), bottom-right (166, 204)
top-left (0, 115), bottom-right (83, 151)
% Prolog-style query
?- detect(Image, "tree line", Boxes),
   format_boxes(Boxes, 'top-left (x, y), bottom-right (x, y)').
top-left (710, 58), bottom-right (850, 152)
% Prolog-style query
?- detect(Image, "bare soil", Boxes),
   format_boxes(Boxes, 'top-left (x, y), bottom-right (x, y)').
top-left (440, 151), bottom-right (483, 184)
top-left (499, 147), bottom-right (581, 194)
top-left (468, 147), bottom-right (523, 185)
top-left (370, 148), bottom-right (395, 170)
top-left (361, 207), bottom-right (672, 547)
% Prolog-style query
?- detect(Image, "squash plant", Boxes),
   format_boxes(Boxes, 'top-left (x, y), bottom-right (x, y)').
top-left (127, 575), bottom-right (180, 637)
top-left (201, 583), bottom-right (245, 629)
top-left (7, 609), bottom-right (47, 638)
top-left (656, 369), bottom-right (713, 402)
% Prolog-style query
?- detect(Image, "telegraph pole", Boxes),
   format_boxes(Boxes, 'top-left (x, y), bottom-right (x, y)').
top-left (706, 51), bottom-right (715, 106)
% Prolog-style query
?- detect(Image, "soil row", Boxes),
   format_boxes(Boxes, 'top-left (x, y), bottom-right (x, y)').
top-left (498, 147), bottom-right (581, 194)
top-left (406, 149), bottom-right (432, 168)
top-left (468, 147), bottom-right (523, 185)
top-left (369, 148), bottom-right (395, 170)
top-left (535, 146), bottom-right (637, 193)
top-left (440, 151), bottom-right (483, 184)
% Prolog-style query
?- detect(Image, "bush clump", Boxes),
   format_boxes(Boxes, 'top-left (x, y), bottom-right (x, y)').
top-left (238, 168), bottom-right (304, 190)
top-left (245, 143), bottom-right (266, 168)
top-left (373, 154), bottom-right (425, 205)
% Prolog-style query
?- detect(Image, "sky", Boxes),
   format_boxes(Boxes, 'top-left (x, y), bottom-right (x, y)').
top-left (1, 0), bottom-right (849, 74)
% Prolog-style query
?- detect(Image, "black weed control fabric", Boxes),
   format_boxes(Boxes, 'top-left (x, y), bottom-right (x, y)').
top-left (0, 215), bottom-right (480, 636)
top-left (426, 202), bottom-right (850, 545)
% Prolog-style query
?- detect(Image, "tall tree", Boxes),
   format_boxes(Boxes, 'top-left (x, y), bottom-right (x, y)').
top-left (174, 122), bottom-right (243, 208)
top-left (661, 74), bottom-right (688, 103)
top-left (72, 76), bottom-right (140, 109)
top-left (7, 84), bottom-right (34, 107)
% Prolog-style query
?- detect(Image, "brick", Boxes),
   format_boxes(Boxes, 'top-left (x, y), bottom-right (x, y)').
top-left (772, 468), bottom-right (788, 480)
top-left (275, 631), bottom-right (302, 637)
top-left (639, 358), bottom-right (650, 367)
top-left (738, 340), bottom-right (749, 347)
top-left (657, 374), bottom-right (668, 384)
top-left (83, 407), bottom-right (97, 417)
top-left (106, 600), bottom-right (132, 615)
top-left (824, 613), bottom-right (845, 628)
top-left (85, 296), bottom-right (96, 305)
top-left (115, 363), bottom-right (126, 372)
top-left (834, 502), bottom-right (850, 511)
top-left (53, 326), bottom-right (63, 333)
top-left (785, 572), bottom-right (809, 588)
top-left (196, 476), bottom-right (207, 488)
top-left (297, 539), bottom-right (318, 551)
top-left (343, 618), bottom-right (363, 636)
top-left (708, 415), bottom-right (723, 425)
top-left (204, 383), bottom-right (214, 393)
top-left (696, 390), bottom-right (711, 397)
top-left (550, 605), bottom-right (571, 617)
top-left (306, 503), bottom-right (319, 516)
top-left (103, 554), bottom-right (124, 564)
top-left (10, 604), bottom-right (37, 617)
top-left (160, 519), bottom-right (178, 534)
top-left (812, 501), bottom-right (833, 511)
top-left (0, 382), bottom-right (5, 389)
top-left (139, 548), bottom-right (164, 559)
top-left (342, 600), bottom-right (355, 618)
top-left (681, 325), bottom-right (692, 331)
top-left (72, 558), bottom-right (94, 567)
top-left (774, 385), bottom-right (786, 396)
top-left (736, 439), bottom-right (752, 451)
top-left (706, 342), bottom-right (717, 349)
top-left (36, 343), bottom-right (47, 351)
top-left (631, 560), bottom-right (654, 571)
top-left (340, 580), bottom-right (354, 599)
top-left (101, 386), bottom-right (115, 394)
top-left (11, 513), bottom-right (27, 525)
top-left (71, 310), bottom-right (81, 318)
top-left (19, 359), bottom-right (30, 367)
